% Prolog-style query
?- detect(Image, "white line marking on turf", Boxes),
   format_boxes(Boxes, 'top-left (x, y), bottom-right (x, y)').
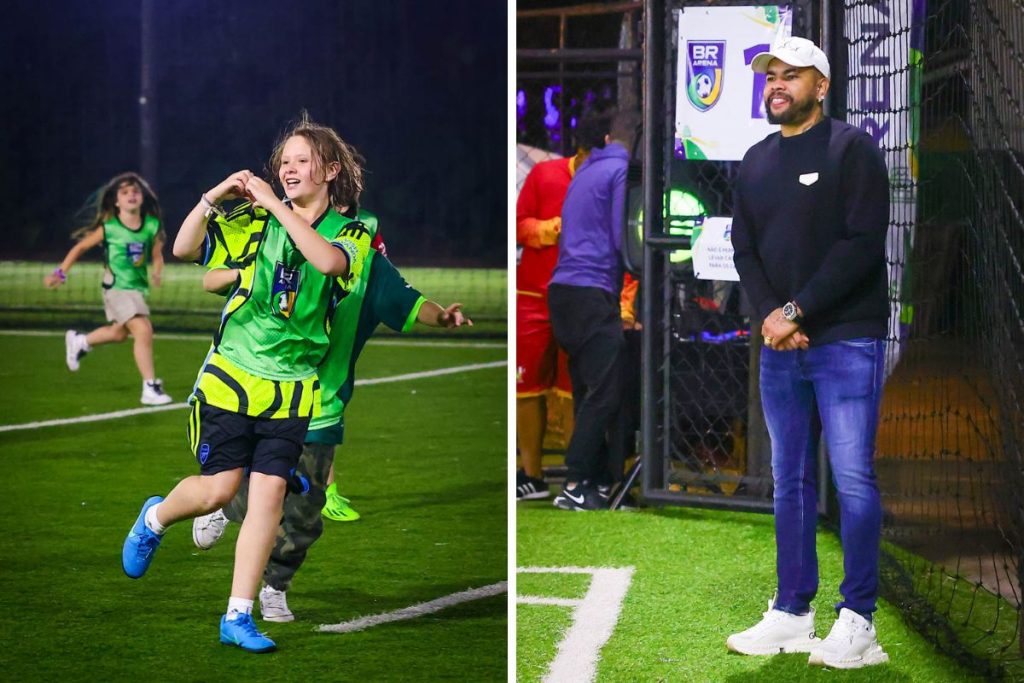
top-left (0, 329), bottom-right (505, 348)
top-left (0, 403), bottom-right (186, 433)
top-left (517, 566), bottom-right (635, 683)
top-left (318, 581), bottom-right (507, 634)
top-left (0, 360), bottom-right (506, 434)
top-left (517, 596), bottom-right (581, 607)
top-left (357, 360), bottom-right (504, 386)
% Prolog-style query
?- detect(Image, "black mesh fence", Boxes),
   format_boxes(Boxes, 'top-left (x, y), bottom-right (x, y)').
top-left (838, 0), bottom-right (1024, 676)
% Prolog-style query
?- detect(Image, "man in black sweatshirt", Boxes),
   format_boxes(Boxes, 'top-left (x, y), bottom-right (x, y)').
top-left (723, 37), bottom-right (890, 670)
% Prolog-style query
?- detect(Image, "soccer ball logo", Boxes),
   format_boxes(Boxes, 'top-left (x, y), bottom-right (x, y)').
top-left (686, 40), bottom-right (725, 112)
top-left (694, 73), bottom-right (714, 99)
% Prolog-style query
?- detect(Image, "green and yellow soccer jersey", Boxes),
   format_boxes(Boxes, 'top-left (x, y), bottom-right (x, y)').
top-left (199, 203), bottom-right (374, 383)
top-left (307, 253), bottom-right (426, 443)
top-left (201, 203), bottom-right (263, 270)
top-left (101, 214), bottom-right (162, 294)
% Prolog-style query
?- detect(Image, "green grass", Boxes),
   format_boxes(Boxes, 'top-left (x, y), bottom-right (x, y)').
top-left (517, 500), bottom-right (986, 682)
top-left (880, 540), bottom-right (1024, 679)
top-left (0, 332), bottom-right (507, 681)
top-left (0, 261), bottom-right (507, 335)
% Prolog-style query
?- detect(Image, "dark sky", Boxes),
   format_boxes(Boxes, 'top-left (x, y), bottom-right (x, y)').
top-left (0, 0), bottom-right (507, 265)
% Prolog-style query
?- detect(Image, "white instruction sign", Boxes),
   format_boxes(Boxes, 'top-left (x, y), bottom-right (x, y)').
top-left (692, 217), bottom-right (739, 281)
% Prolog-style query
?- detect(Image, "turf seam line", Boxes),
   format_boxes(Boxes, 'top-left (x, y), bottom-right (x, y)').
top-left (317, 581), bottom-right (507, 634)
top-left (518, 566), bottom-right (635, 683)
top-left (0, 360), bottom-right (506, 433)
top-left (0, 329), bottom-right (505, 349)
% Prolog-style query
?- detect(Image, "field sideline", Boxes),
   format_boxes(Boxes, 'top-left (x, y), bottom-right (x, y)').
top-left (0, 331), bottom-right (507, 680)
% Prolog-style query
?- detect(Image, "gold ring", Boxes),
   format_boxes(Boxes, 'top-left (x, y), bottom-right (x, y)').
top-left (764, 336), bottom-right (774, 346)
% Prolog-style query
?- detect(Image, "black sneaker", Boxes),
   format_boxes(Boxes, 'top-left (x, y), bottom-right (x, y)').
top-left (552, 481), bottom-right (608, 511)
top-left (516, 469), bottom-right (550, 501)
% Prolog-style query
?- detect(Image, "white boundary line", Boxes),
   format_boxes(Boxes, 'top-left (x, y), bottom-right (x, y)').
top-left (0, 328), bottom-right (505, 349)
top-left (0, 360), bottom-right (505, 434)
top-left (318, 581), bottom-right (507, 634)
top-left (517, 596), bottom-right (581, 608)
top-left (517, 566), bottom-right (636, 683)
top-left (357, 360), bottom-right (504, 386)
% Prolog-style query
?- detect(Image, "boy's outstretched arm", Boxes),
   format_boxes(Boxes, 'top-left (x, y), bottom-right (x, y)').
top-left (417, 301), bottom-right (473, 328)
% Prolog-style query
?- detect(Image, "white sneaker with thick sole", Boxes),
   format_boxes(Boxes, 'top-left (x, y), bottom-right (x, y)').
top-left (192, 508), bottom-right (229, 550)
top-left (726, 599), bottom-right (819, 655)
top-left (259, 585), bottom-right (294, 623)
top-left (808, 608), bottom-right (889, 669)
top-left (65, 330), bottom-right (88, 371)
top-left (141, 379), bottom-right (173, 406)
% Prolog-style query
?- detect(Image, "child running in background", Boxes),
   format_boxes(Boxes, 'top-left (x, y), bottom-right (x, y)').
top-left (192, 208), bottom-right (471, 622)
top-left (43, 172), bottom-right (173, 405)
top-left (121, 114), bottom-right (375, 654)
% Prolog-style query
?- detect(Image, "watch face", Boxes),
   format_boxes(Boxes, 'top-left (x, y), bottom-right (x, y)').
top-left (783, 302), bottom-right (797, 320)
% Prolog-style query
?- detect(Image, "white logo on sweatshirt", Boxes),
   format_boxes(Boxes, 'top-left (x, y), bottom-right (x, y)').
top-left (799, 172), bottom-right (819, 186)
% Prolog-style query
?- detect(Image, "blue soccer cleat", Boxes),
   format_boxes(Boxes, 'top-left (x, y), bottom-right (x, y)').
top-left (122, 495), bottom-right (164, 578)
top-left (220, 613), bottom-right (277, 653)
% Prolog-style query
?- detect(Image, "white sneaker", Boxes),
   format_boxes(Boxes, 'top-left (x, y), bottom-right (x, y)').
top-left (259, 585), bottom-right (294, 623)
top-left (192, 509), bottom-right (229, 550)
top-left (808, 608), bottom-right (889, 669)
top-left (65, 330), bottom-right (88, 371)
top-left (726, 598), bottom-right (819, 655)
top-left (141, 379), bottom-right (173, 405)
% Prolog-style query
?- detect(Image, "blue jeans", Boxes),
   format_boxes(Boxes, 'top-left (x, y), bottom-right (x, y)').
top-left (760, 338), bottom-right (885, 618)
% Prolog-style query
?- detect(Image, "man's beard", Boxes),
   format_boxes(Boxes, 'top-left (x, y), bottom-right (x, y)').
top-left (765, 93), bottom-right (817, 126)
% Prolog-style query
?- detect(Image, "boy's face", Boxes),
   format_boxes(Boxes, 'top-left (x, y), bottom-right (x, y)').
top-left (279, 135), bottom-right (337, 203)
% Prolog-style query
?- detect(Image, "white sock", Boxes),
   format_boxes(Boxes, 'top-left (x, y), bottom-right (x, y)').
top-left (144, 503), bottom-right (166, 535)
top-left (226, 597), bottom-right (254, 620)
top-left (79, 335), bottom-right (91, 352)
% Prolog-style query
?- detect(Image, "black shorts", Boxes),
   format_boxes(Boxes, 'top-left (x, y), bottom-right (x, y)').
top-left (187, 402), bottom-right (309, 480)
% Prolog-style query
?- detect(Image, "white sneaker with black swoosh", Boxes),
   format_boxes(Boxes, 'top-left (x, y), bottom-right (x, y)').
top-left (552, 482), bottom-right (608, 511)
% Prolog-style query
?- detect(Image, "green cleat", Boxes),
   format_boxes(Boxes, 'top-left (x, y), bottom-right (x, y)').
top-left (322, 484), bottom-right (361, 522)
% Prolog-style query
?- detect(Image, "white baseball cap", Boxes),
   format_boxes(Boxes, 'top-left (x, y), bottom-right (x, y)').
top-left (750, 36), bottom-right (830, 80)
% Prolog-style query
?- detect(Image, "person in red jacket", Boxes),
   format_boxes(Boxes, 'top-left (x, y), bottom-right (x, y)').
top-left (515, 136), bottom-right (594, 500)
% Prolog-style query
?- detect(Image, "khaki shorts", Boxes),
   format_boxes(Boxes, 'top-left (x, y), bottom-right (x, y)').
top-left (103, 288), bottom-right (150, 324)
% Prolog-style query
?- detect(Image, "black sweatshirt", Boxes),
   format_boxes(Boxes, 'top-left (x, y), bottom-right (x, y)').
top-left (731, 117), bottom-right (890, 346)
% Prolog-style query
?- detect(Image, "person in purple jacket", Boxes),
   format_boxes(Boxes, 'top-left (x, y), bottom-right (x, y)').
top-left (548, 105), bottom-right (635, 512)
top-left (724, 37), bottom-right (891, 670)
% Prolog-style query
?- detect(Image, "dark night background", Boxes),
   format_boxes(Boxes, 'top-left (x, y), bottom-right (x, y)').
top-left (0, 0), bottom-right (506, 265)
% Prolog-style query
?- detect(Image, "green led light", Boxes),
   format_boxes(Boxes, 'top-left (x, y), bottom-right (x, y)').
top-left (634, 188), bottom-right (707, 263)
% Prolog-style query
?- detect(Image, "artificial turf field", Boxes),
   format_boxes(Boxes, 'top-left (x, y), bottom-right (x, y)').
top-left (0, 261), bottom-right (506, 336)
top-left (517, 499), bottom-right (985, 682)
top-left (0, 331), bottom-right (507, 681)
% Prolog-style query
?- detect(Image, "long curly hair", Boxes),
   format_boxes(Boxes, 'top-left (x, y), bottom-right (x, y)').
top-left (71, 172), bottom-right (162, 240)
top-left (268, 111), bottom-right (364, 214)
